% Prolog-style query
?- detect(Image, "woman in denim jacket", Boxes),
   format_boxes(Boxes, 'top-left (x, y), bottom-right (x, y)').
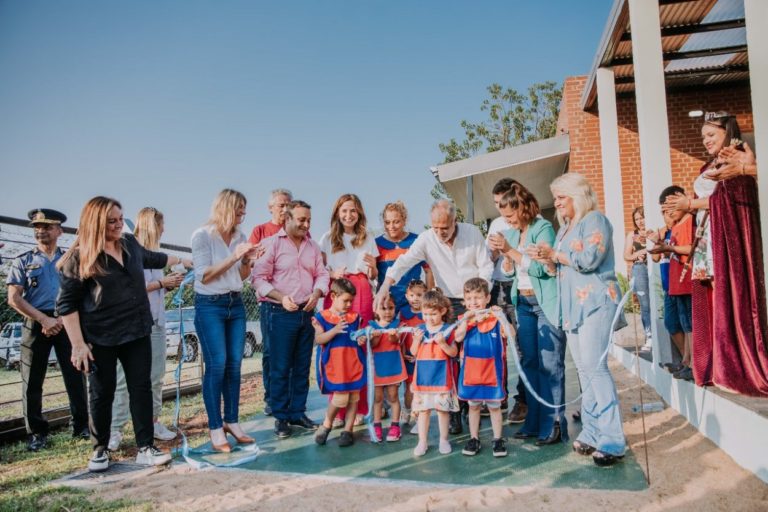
top-left (531, 173), bottom-right (626, 467)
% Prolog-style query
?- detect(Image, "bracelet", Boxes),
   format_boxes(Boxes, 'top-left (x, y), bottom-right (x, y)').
top-left (156, 280), bottom-right (164, 291)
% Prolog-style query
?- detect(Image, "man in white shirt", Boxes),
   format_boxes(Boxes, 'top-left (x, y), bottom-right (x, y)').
top-left (374, 199), bottom-right (493, 435)
top-left (375, 199), bottom-right (493, 312)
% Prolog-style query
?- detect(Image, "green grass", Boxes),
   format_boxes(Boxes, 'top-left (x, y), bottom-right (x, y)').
top-left (0, 370), bottom-right (266, 511)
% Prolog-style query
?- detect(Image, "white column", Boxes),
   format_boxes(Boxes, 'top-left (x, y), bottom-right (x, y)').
top-left (596, 67), bottom-right (626, 275)
top-left (628, 0), bottom-right (673, 365)
top-left (745, 0), bottom-right (768, 314)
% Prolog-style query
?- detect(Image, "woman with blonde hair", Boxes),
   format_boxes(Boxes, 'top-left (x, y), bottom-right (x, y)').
top-left (57, 197), bottom-right (188, 472)
top-left (191, 189), bottom-right (261, 452)
top-left (107, 207), bottom-right (192, 451)
top-left (529, 173), bottom-right (626, 467)
top-left (375, 201), bottom-right (433, 311)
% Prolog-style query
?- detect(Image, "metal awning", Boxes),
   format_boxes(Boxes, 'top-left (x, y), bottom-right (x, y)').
top-left (582, 0), bottom-right (749, 109)
top-left (430, 135), bottom-right (570, 223)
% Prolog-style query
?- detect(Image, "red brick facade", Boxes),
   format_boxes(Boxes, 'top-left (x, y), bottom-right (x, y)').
top-left (558, 75), bottom-right (754, 237)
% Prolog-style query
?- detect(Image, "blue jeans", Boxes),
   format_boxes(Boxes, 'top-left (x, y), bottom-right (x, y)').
top-left (267, 303), bottom-right (315, 421)
top-left (194, 292), bottom-right (246, 430)
top-left (259, 301), bottom-right (271, 408)
top-left (516, 294), bottom-right (567, 440)
top-left (567, 303), bottom-right (626, 456)
top-left (632, 263), bottom-right (652, 336)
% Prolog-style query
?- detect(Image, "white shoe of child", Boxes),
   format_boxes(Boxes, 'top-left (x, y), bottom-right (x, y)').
top-left (409, 422), bottom-right (419, 435)
top-left (439, 439), bottom-right (452, 454)
top-left (413, 442), bottom-right (428, 457)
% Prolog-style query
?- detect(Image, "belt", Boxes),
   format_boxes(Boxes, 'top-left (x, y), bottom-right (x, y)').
top-left (270, 301), bottom-right (309, 311)
top-left (518, 289), bottom-right (536, 297)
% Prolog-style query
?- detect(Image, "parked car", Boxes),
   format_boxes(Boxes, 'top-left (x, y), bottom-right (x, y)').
top-left (0, 321), bottom-right (57, 370)
top-left (165, 307), bottom-right (262, 363)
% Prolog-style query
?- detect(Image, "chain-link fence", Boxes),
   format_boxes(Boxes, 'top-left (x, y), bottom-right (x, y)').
top-left (0, 218), bottom-right (263, 436)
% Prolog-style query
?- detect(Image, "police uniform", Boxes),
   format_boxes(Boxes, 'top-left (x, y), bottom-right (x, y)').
top-left (6, 209), bottom-right (88, 445)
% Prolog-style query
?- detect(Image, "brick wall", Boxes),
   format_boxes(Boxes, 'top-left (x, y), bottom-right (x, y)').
top-left (558, 76), bottom-right (606, 209)
top-left (558, 76), bottom-right (754, 237)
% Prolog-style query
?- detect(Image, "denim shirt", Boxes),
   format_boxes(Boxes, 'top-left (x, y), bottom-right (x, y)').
top-left (555, 211), bottom-right (621, 331)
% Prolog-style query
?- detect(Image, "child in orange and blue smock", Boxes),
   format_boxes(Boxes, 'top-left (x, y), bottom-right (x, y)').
top-left (314, 310), bottom-right (366, 395)
top-left (457, 315), bottom-right (506, 403)
top-left (398, 305), bottom-right (422, 380)
top-left (411, 324), bottom-right (459, 412)
top-left (369, 319), bottom-right (407, 386)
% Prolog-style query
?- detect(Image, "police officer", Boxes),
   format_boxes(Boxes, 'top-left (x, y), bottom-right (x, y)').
top-left (6, 209), bottom-right (89, 451)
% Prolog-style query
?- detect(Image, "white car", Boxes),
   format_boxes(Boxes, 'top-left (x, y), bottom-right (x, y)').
top-left (0, 321), bottom-right (57, 370)
top-left (165, 307), bottom-right (262, 363)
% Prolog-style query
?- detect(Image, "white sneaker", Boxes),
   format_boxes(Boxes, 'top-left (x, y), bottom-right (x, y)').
top-left (399, 409), bottom-right (411, 426)
top-left (107, 430), bottom-right (123, 451)
top-left (413, 442), bottom-right (428, 457)
top-left (332, 417), bottom-right (344, 429)
top-left (88, 448), bottom-right (110, 472)
top-left (439, 439), bottom-right (452, 454)
top-left (410, 422), bottom-right (419, 435)
top-left (135, 445), bottom-right (172, 466)
top-left (153, 422), bottom-right (177, 441)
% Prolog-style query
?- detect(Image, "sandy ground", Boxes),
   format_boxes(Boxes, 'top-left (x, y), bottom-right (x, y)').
top-left (91, 359), bottom-right (768, 512)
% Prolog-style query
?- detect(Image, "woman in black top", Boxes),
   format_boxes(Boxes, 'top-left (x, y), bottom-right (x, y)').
top-left (623, 206), bottom-right (652, 345)
top-left (58, 196), bottom-right (186, 472)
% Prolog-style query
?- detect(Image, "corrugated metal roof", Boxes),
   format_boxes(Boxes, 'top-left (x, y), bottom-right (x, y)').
top-left (665, 54), bottom-right (738, 73)
top-left (677, 27), bottom-right (746, 51)
top-left (582, 0), bottom-right (750, 108)
top-left (659, 0), bottom-right (719, 26)
top-left (700, 0), bottom-right (744, 22)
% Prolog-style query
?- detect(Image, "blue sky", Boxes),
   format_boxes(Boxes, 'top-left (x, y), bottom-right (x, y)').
top-left (0, 0), bottom-right (612, 246)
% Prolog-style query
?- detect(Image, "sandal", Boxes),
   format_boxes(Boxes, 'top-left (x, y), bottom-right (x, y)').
top-left (572, 440), bottom-right (596, 456)
top-left (592, 450), bottom-right (624, 467)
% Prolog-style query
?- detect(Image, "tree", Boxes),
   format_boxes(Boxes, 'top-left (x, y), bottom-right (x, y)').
top-left (433, 81), bottom-right (563, 203)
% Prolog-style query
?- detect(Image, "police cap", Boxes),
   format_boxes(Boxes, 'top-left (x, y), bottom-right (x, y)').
top-left (27, 209), bottom-right (67, 227)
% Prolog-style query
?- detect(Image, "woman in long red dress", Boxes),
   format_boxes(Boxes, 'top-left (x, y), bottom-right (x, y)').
top-left (665, 112), bottom-right (768, 396)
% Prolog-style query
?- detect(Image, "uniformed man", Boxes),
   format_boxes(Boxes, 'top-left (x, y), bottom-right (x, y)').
top-left (6, 209), bottom-right (89, 451)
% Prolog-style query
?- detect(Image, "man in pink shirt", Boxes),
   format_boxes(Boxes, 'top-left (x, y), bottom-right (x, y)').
top-left (252, 200), bottom-right (329, 439)
top-left (248, 188), bottom-right (293, 416)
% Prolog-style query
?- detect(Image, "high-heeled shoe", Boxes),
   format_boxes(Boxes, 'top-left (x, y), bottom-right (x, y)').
top-left (572, 440), bottom-right (596, 456)
top-left (535, 422), bottom-right (561, 446)
top-left (210, 431), bottom-right (232, 453)
top-left (223, 423), bottom-right (256, 445)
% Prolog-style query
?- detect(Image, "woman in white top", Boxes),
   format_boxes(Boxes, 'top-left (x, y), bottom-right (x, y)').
top-left (319, 193), bottom-right (378, 424)
top-left (319, 193), bottom-right (379, 325)
top-left (191, 189), bottom-right (261, 452)
top-left (108, 207), bottom-right (192, 451)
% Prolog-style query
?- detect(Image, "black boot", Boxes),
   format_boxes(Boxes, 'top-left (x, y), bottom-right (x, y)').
top-left (449, 411), bottom-right (463, 435)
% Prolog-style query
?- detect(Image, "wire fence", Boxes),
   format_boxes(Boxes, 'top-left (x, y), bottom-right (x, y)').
top-left (0, 219), bottom-right (264, 427)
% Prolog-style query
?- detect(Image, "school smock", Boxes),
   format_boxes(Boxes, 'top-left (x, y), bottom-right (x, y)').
top-left (314, 310), bottom-right (365, 394)
top-left (411, 324), bottom-right (456, 393)
top-left (369, 319), bottom-right (407, 386)
top-left (457, 315), bottom-right (506, 401)
top-left (398, 305), bottom-right (423, 376)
